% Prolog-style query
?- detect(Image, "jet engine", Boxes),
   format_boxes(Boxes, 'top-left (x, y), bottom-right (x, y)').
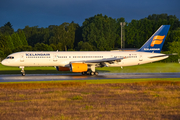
top-left (56, 66), bottom-right (70, 71)
top-left (70, 63), bottom-right (88, 72)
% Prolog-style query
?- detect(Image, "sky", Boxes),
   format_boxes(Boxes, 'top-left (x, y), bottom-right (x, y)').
top-left (0, 0), bottom-right (180, 31)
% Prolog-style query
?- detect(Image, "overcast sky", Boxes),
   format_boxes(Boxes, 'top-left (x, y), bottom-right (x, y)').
top-left (0, 0), bottom-right (179, 31)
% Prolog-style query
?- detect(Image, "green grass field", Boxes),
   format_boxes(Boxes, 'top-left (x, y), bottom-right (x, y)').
top-left (97, 62), bottom-right (180, 73)
top-left (0, 62), bottom-right (180, 74)
top-left (0, 63), bottom-right (69, 74)
top-left (1, 78), bottom-right (180, 84)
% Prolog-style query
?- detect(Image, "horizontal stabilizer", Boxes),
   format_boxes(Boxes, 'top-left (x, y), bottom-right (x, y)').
top-left (149, 53), bottom-right (177, 59)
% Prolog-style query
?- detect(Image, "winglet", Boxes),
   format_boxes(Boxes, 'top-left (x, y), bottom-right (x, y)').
top-left (137, 25), bottom-right (170, 53)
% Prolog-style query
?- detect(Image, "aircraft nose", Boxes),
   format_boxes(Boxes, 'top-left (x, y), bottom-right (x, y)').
top-left (1, 59), bottom-right (7, 66)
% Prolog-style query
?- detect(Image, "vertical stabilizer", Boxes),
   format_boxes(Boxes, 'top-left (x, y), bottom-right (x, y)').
top-left (138, 25), bottom-right (170, 53)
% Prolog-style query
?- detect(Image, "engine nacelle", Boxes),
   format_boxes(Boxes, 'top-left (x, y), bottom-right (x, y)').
top-left (56, 66), bottom-right (70, 71)
top-left (70, 63), bottom-right (88, 72)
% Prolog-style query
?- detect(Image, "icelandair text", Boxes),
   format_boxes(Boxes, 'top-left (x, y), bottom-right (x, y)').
top-left (144, 48), bottom-right (160, 51)
top-left (26, 53), bottom-right (50, 56)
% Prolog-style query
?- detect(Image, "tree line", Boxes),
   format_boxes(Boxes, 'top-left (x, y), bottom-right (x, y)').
top-left (0, 14), bottom-right (180, 62)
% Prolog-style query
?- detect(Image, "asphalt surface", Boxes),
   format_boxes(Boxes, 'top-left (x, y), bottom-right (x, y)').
top-left (0, 73), bottom-right (180, 82)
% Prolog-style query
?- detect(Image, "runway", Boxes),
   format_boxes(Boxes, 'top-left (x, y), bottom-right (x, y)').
top-left (0, 73), bottom-right (180, 82)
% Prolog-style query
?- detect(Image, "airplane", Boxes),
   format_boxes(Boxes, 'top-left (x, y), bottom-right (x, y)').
top-left (1, 25), bottom-right (170, 76)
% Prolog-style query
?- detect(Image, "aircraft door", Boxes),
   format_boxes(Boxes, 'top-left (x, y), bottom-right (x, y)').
top-left (53, 54), bottom-right (57, 62)
top-left (139, 54), bottom-right (143, 61)
top-left (20, 54), bottom-right (24, 62)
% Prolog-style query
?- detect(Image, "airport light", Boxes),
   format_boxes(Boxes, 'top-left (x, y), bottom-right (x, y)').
top-left (120, 22), bottom-right (126, 49)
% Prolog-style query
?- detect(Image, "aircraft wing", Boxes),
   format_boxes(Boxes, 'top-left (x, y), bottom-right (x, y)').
top-left (71, 57), bottom-right (124, 63)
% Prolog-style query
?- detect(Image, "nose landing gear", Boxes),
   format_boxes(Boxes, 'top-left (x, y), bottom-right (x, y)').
top-left (21, 71), bottom-right (25, 76)
top-left (20, 66), bottom-right (25, 76)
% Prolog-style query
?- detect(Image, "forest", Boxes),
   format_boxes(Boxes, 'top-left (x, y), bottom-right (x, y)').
top-left (0, 14), bottom-right (180, 62)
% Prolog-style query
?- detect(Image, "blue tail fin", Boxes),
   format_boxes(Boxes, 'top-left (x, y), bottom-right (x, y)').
top-left (137, 25), bottom-right (170, 53)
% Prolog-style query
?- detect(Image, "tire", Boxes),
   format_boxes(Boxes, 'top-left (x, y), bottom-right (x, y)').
top-left (22, 72), bottom-right (25, 76)
top-left (90, 72), bottom-right (94, 75)
top-left (86, 72), bottom-right (90, 75)
top-left (95, 72), bottom-right (99, 75)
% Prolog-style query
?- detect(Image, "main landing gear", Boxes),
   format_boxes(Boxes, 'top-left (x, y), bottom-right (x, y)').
top-left (82, 71), bottom-right (99, 76)
top-left (82, 65), bottom-right (99, 76)
top-left (20, 66), bottom-right (25, 76)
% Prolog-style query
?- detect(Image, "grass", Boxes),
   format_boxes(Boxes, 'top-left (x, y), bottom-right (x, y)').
top-left (0, 62), bottom-right (180, 119)
top-left (0, 64), bottom-right (69, 74)
top-left (71, 95), bottom-right (83, 100)
top-left (96, 62), bottom-right (180, 73)
top-left (0, 63), bottom-right (180, 74)
top-left (0, 80), bottom-right (180, 120)
top-left (1, 78), bottom-right (180, 85)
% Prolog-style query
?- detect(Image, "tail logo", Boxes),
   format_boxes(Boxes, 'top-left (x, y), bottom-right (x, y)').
top-left (150, 35), bottom-right (165, 47)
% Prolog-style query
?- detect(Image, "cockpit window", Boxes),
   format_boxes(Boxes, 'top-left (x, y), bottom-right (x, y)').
top-left (6, 56), bottom-right (14, 59)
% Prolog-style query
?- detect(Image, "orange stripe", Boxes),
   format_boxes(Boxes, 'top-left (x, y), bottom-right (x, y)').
top-left (153, 35), bottom-right (165, 40)
top-left (150, 35), bottom-right (165, 47)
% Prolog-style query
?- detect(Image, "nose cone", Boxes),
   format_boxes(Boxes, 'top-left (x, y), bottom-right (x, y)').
top-left (1, 59), bottom-right (8, 66)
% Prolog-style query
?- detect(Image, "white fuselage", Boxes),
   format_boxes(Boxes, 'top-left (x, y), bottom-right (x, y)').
top-left (1, 51), bottom-right (168, 67)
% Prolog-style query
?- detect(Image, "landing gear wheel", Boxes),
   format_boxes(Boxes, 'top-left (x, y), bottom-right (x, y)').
top-left (90, 72), bottom-right (95, 76)
top-left (82, 71), bottom-right (98, 76)
top-left (82, 72), bottom-right (86, 75)
top-left (95, 72), bottom-right (99, 75)
top-left (82, 72), bottom-right (89, 75)
top-left (20, 66), bottom-right (25, 76)
top-left (22, 72), bottom-right (25, 76)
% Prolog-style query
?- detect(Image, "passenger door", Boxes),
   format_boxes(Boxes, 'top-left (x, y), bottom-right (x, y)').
top-left (139, 54), bottom-right (143, 61)
top-left (53, 54), bottom-right (57, 62)
top-left (20, 54), bottom-right (24, 62)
